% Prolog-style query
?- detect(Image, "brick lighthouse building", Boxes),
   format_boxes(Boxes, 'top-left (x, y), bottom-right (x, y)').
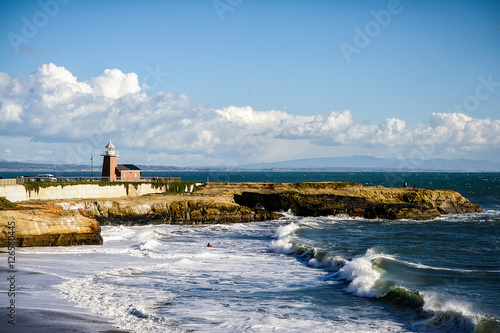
top-left (101, 141), bottom-right (142, 182)
top-left (101, 140), bottom-right (119, 181)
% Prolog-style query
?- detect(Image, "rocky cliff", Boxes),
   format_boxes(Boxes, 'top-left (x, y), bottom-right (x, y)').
top-left (73, 182), bottom-right (480, 223)
top-left (0, 181), bottom-right (483, 247)
top-left (233, 186), bottom-right (482, 220)
top-left (0, 205), bottom-right (102, 247)
top-left (72, 198), bottom-right (281, 225)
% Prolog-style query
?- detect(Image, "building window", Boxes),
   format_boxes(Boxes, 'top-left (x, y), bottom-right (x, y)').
top-left (135, 173), bottom-right (138, 179)
top-left (123, 173), bottom-right (127, 180)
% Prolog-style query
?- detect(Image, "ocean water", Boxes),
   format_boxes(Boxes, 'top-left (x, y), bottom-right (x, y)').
top-left (5, 172), bottom-right (500, 332)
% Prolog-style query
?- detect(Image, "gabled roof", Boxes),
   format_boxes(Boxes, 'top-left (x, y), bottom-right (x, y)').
top-left (116, 164), bottom-right (142, 171)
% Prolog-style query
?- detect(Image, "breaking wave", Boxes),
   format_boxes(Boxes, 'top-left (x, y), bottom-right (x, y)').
top-left (269, 219), bottom-right (500, 332)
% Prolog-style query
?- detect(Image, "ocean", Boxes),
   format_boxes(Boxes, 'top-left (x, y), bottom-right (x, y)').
top-left (2, 172), bottom-right (499, 332)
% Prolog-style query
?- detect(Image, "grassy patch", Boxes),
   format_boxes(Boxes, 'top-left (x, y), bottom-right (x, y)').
top-left (156, 181), bottom-right (202, 194)
top-left (0, 197), bottom-right (16, 210)
top-left (22, 181), bottom-right (93, 193)
top-left (295, 182), bottom-right (357, 189)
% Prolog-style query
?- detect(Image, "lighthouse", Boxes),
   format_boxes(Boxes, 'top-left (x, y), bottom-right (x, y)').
top-left (101, 141), bottom-right (142, 182)
top-left (101, 140), bottom-right (119, 181)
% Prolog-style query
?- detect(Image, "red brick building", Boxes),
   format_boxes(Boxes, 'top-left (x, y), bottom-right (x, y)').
top-left (116, 164), bottom-right (142, 181)
top-left (101, 141), bottom-right (142, 182)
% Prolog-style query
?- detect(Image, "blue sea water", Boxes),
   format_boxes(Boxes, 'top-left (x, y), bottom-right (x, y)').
top-left (5, 172), bottom-right (500, 332)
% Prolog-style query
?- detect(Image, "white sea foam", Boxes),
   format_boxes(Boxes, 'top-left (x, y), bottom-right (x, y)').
top-left (19, 222), bottom-right (437, 332)
top-left (279, 209), bottom-right (296, 219)
top-left (272, 221), bottom-right (300, 239)
top-left (101, 225), bottom-right (137, 241)
top-left (433, 210), bottom-right (500, 222)
top-left (421, 292), bottom-right (481, 331)
top-left (57, 223), bottom-right (364, 332)
top-left (423, 292), bottom-right (476, 319)
top-left (137, 228), bottom-right (164, 251)
top-left (269, 222), bottom-right (299, 254)
top-left (59, 274), bottom-right (176, 333)
top-left (325, 213), bottom-right (365, 221)
top-left (338, 248), bottom-right (382, 298)
top-left (308, 255), bottom-right (345, 270)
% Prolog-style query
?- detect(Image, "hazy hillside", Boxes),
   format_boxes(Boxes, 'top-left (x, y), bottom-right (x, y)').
top-left (240, 156), bottom-right (500, 172)
top-left (1, 156), bottom-right (498, 173)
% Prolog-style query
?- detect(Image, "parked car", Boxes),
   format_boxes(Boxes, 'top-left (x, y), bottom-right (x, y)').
top-left (37, 174), bottom-right (58, 182)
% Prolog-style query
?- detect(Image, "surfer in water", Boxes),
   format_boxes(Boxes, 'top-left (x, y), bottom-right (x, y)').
top-left (207, 242), bottom-right (213, 247)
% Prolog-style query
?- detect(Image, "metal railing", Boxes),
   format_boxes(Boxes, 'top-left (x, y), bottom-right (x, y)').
top-left (0, 179), bottom-right (22, 186)
top-left (0, 176), bottom-right (182, 186)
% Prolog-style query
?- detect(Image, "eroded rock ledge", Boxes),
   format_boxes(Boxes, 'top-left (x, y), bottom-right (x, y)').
top-left (230, 183), bottom-right (482, 220)
top-left (0, 182), bottom-right (482, 247)
top-left (75, 199), bottom-right (281, 225)
top-left (0, 207), bottom-right (102, 247)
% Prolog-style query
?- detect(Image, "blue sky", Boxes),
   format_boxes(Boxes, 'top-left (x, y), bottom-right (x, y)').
top-left (0, 0), bottom-right (499, 166)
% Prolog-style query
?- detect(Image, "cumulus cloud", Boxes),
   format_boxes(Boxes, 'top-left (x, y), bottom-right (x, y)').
top-left (88, 69), bottom-right (141, 99)
top-left (0, 63), bottom-right (499, 165)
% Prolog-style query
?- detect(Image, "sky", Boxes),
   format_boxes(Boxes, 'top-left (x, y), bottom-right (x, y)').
top-left (0, 0), bottom-right (499, 167)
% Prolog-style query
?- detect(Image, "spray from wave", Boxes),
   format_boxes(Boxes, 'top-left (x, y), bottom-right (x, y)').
top-left (337, 248), bottom-right (383, 298)
top-left (269, 222), bottom-right (300, 254)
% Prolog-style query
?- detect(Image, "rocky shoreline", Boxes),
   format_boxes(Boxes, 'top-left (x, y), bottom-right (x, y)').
top-left (0, 182), bottom-right (482, 247)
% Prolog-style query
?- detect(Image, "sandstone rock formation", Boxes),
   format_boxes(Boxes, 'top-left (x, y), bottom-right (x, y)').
top-left (0, 206), bottom-right (102, 247)
top-left (0, 181), bottom-right (483, 247)
top-left (230, 182), bottom-right (482, 220)
top-left (64, 182), bottom-right (481, 223)
top-left (61, 198), bottom-right (282, 225)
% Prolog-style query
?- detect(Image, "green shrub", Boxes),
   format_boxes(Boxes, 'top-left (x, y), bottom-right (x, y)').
top-left (0, 197), bottom-right (16, 210)
top-left (295, 182), bottom-right (356, 189)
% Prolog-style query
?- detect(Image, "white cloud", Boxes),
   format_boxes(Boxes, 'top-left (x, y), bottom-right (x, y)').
top-left (0, 72), bottom-right (24, 122)
top-left (88, 68), bottom-right (140, 99)
top-left (0, 64), bottom-right (499, 165)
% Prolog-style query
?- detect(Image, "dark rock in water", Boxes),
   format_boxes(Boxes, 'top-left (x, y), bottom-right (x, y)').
top-left (232, 183), bottom-right (482, 220)
top-left (80, 182), bottom-right (482, 224)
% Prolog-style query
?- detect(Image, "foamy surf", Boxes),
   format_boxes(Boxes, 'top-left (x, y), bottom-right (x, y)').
top-left (269, 221), bottom-right (300, 254)
top-left (338, 248), bottom-right (383, 298)
top-left (59, 273), bottom-right (175, 333)
top-left (268, 215), bottom-right (500, 333)
top-left (13, 193), bottom-right (500, 333)
top-left (31, 221), bottom-right (411, 332)
top-left (5, 171), bottom-right (500, 332)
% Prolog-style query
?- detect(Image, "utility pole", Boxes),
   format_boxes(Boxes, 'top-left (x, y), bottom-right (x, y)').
top-left (91, 154), bottom-right (93, 179)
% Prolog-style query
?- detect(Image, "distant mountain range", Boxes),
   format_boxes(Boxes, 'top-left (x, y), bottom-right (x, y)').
top-left (0, 156), bottom-right (498, 172)
top-left (0, 161), bottom-right (96, 172)
top-left (0, 161), bottom-right (184, 172)
top-left (240, 156), bottom-right (500, 172)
